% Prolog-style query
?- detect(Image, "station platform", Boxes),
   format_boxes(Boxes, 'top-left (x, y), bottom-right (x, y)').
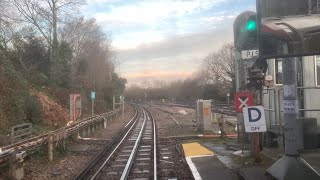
top-left (182, 142), bottom-right (320, 180)
top-left (182, 142), bottom-right (237, 180)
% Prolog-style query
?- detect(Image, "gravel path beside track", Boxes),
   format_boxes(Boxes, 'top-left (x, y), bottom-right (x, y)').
top-left (23, 105), bottom-right (134, 180)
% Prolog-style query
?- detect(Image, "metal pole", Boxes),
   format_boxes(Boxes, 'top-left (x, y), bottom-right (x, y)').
top-left (122, 101), bottom-right (124, 116)
top-left (92, 98), bottom-right (94, 116)
top-left (227, 93), bottom-right (230, 104)
top-left (256, 0), bottom-right (262, 57)
top-left (282, 57), bottom-right (299, 155)
top-left (266, 57), bottom-right (320, 179)
top-left (308, 0), bottom-right (312, 14)
top-left (48, 132), bottom-right (53, 161)
top-left (235, 50), bottom-right (248, 143)
top-left (249, 91), bottom-right (261, 158)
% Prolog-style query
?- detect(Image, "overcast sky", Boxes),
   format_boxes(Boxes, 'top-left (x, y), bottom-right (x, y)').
top-left (81, 0), bottom-right (256, 86)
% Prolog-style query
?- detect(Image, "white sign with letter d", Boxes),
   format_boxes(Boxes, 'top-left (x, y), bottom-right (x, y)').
top-left (243, 106), bottom-right (266, 133)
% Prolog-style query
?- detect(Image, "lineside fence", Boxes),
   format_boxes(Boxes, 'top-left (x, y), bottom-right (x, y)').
top-left (0, 107), bottom-right (123, 162)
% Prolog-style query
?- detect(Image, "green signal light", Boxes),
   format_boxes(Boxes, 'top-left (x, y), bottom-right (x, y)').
top-left (246, 20), bottom-right (256, 31)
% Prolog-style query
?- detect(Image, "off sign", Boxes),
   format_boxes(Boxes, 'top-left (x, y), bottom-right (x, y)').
top-left (243, 106), bottom-right (266, 133)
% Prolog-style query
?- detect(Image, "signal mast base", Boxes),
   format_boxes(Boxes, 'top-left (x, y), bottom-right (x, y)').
top-left (266, 155), bottom-right (319, 180)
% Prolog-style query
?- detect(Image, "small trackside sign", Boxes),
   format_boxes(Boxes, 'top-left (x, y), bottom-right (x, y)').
top-left (241, 49), bottom-right (259, 59)
top-left (243, 106), bottom-right (266, 133)
top-left (234, 92), bottom-right (254, 112)
top-left (91, 91), bottom-right (96, 100)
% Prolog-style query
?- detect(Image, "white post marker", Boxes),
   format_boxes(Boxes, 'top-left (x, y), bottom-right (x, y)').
top-left (243, 106), bottom-right (266, 132)
top-left (91, 91), bottom-right (95, 116)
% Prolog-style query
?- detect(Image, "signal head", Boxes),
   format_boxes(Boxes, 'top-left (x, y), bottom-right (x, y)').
top-left (234, 11), bottom-right (258, 51)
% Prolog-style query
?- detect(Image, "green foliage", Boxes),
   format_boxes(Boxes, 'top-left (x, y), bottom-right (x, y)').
top-left (11, 30), bottom-right (50, 86)
top-left (202, 84), bottom-right (225, 101)
top-left (51, 41), bottom-right (72, 88)
top-left (29, 72), bottom-right (49, 88)
top-left (111, 73), bottom-right (127, 96)
top-left (77, 58), bottom-right (88, 75)
top-left (25, 95), bottom-right (43, 123)
top-left (0, 3), bottom-right (127, 143)
top-left (0, 53), bottom-right (30, 127)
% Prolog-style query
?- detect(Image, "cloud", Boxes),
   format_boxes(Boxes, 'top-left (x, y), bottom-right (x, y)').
top-left (109, 12), bottom-right (237, 49)
top-left (93, 0), bottom-right (226, 24)
top-left (81, 0), bottom-right (256, 85)
top-left (86, 0), bottom-right (122, 5)
top-left (116, 26), bottom-right (234, 84)
top-left (129, 70), bottom-right (192, 80)
top-left (125, 70), bottom-right (193, 86)
top-left (117, 27), bottom-right (234, 64)
top-left (83, 0), bottom-right (244, 50)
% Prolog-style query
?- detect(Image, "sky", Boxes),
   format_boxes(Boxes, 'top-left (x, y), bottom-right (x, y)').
top-left (81, 0), bottom-right (256, 86)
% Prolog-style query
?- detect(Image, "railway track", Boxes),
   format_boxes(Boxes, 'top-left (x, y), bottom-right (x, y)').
top-left (75, 104), bottom-right (157, 180)
top-left (156, 103), bottom-right (236, 116)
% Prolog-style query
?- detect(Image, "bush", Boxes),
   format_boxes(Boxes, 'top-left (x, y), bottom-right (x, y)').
top-left (25, 95), bottom-right (43, 123)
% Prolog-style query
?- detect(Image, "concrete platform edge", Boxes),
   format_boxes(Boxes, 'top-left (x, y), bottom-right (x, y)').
top-left (186, 157), bottom-right (202, 180)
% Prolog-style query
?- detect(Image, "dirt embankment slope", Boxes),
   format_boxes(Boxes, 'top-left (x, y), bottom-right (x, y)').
top-left (33, 90), bottom-right (69, 127)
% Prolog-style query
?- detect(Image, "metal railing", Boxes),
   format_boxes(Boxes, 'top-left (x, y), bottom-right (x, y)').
top-left (0, 108), bottom-right (122, 161)
top-left (263, 85), bottom-right (320, 134)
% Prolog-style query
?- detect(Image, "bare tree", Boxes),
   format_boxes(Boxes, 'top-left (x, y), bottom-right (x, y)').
top-left (200, 43), bottom-right (235, 88)
top-left (60, 17), bottom-right (109, 63)
top-left (202, 52), bottom-right (225, 85)
top-left (60, 16), bottom-right (116, 104)
top-left (0, 1), bottom-right (18, 53)
top-left (12, 0), bottom-right (85, 79)
top-left (216, 43), bottom-right (236, 86)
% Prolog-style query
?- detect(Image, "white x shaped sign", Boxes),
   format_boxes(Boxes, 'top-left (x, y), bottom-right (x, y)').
top-left (239, 97), bottom-right (248, 108)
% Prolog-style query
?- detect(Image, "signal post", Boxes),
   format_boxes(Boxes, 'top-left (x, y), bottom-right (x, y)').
top-left (233, 11), bottom-right (263, 158)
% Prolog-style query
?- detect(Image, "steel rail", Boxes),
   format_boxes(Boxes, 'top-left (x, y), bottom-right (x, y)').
top-left (142, 106), bottom-right (158, 180)
top-left (74, 105), bottom-right (138, 180)
top-left (89, 105), bottom-right (143, 180)
top-left (155, 103), bottom-right (236, 116)
top-left (75, 104), bottom-right (156, 180)
top-left (120, 106), bottom-right (147, 180)
top-left (124, 108), bottom-right (138, 128)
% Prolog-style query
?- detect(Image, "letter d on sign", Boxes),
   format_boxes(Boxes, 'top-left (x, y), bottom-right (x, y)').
top-left (243, 106), bottom-right (266, 133)
top-left (248, 107), bottom-right (261, 122)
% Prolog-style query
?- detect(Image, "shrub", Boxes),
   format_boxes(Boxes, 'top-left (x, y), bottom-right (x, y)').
top-left (24, 95), bottom-right (43, 124)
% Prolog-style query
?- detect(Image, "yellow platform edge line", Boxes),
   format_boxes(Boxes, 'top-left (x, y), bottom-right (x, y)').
top-left (182, 142), bottom-right (214, 157)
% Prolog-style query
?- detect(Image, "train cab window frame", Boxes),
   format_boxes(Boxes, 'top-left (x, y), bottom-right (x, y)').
top-left (274, 59), bottom-right (283, 85)
top-left (266, 59), bottom-right (273, 76)
top-left (315, 56), bottom-right (320, 86)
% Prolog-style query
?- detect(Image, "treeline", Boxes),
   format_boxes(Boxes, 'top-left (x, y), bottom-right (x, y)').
top-left (125, 43), bottom-right (235, 103)
top-left (0, 1), bottom-right (126, 128)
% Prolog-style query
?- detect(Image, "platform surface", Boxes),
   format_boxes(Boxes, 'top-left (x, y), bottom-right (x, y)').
top-left (182, 142), bottom-right (214, 157)
top-left (182, 142), bottom-right (237, 180)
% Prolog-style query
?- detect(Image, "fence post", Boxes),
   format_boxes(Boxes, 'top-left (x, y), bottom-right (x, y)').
top-left (104, 117), bottom-right (107, 129)
top-left (48, 132), bottom-right (53, 161)
top-left (113, 96), bottom-right (115, 110)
